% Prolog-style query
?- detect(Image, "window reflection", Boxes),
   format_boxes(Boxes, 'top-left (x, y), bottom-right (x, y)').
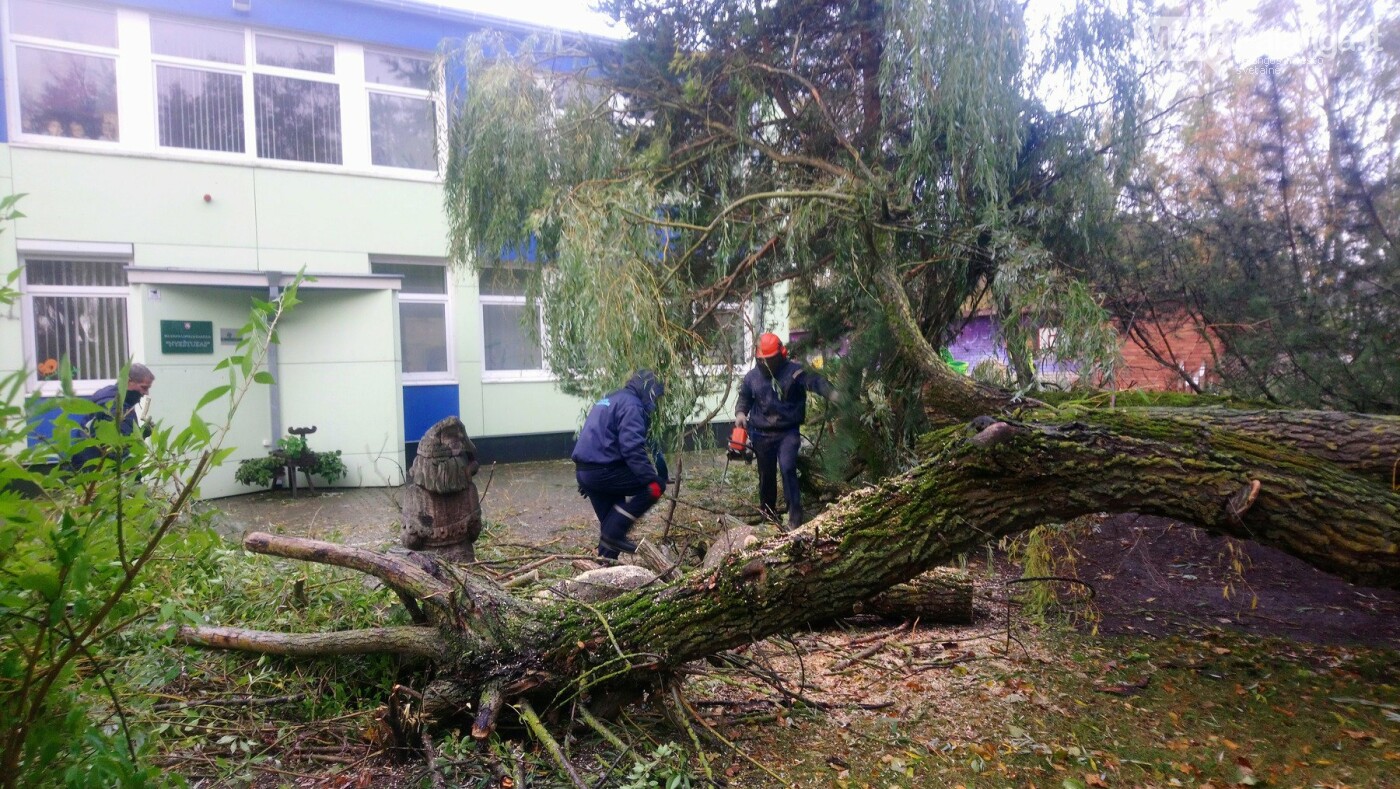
top-left (255, 74), bottom-right (342, 164)
top-left (16, 46), bottom-right (118, 141)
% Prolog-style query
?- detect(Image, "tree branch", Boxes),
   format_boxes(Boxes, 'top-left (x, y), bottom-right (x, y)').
top-left (242, 532), bottom-right (453, 612)
top-left (176, 625), bottom-right (448, 659)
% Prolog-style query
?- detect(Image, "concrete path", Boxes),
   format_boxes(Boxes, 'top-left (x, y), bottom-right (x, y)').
top-left (202, 451), bottom-right (754, 556)
top-left (204, 458), bottom-right (598, 552)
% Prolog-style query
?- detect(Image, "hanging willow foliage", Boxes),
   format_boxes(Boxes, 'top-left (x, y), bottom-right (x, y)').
top-left (444, 0), bottom-right (1151, 468)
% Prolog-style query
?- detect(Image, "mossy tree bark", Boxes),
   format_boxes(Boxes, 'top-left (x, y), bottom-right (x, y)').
top-left (182, 406), bottom-right (1399, 721)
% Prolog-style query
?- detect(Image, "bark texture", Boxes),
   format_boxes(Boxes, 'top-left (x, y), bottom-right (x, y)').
top-left (401, 416), bottom-right (483, 560)
top-left (182, 406), bottom-right (1399, 724)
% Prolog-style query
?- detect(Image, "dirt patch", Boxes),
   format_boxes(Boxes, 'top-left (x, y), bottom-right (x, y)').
top-left (1072, 514), bottom-right (1400, 650)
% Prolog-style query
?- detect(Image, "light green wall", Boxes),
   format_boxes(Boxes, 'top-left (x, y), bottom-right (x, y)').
top-left (7, 148), bottom-right (446, 270)
top-left (252, 168), bottom-right (446, 264)
top-left (131, 285), bottom-right (274, 499)
top-left (275, 290), bottom-right (404, 489)
top-left (0, 146), bottom-right (20, 383)
top-left (132, 285), bottom-right (404, 499)
top-left (1, 142), bottom-right (783, 494)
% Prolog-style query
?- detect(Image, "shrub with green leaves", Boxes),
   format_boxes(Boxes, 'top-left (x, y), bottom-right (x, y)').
top-left (0, 254), bottom-right (302, 787)
top-left (233, 434), bottom-right (347, 489)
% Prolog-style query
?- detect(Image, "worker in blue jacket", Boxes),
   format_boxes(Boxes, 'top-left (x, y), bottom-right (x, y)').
top-left (572, 370), bottom-right (667, 558)
top-left (735, 334), bottom-right (836, 530)
top-left (69, 363), bottom-right (155, 471)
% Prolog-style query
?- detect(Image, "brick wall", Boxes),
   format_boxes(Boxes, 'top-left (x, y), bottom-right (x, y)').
top-left (1116, 314), bottom-right (1220, 392)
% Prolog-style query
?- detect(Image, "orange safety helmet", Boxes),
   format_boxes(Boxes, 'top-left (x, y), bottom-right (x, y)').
top-left (756, 332), bottom-right (787, 359)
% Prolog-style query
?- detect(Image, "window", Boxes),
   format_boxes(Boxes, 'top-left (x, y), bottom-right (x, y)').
top-left (253, 34), bottom-right (340, 164)
top-left (365, 50), bottom-right (436, 170)
top-left (21, 257), bottom-right (130, 394)
top-left (9, 0), bottom-right (119, 142)
top-left (6, 3), bottom-right (444, 173)
top-left (479, 269), bottom-right (548, 379)
top-left (152, 19), bottom-right (245, 153)
top-left (694, 304), bottom-right (749, 369)
top-left (373, 261), bottom-right (452, 382)
top-left (149, 22), bottom-right (343, 163)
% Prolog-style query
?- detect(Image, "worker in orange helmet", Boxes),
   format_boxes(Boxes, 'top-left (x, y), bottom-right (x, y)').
top-left (734, 333), bottom-right (838, 530)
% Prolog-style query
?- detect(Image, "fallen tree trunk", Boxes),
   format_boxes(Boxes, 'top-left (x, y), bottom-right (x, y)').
top-left (854, 567), bottom-right (973, 623)
top-left (180, 407), bottom-right (1398, 723)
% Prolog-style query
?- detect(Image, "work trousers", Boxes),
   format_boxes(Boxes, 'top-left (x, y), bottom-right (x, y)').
top-left (576, 463), bottom-right (658, 558)
top-left (752, 428), bottom-right (802, 529)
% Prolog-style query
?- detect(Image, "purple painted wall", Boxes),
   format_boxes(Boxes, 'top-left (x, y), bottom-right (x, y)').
top-left (946, 316), bottom-right (1076, 374)
top-left (947, 315), bottom-right (1005, 369)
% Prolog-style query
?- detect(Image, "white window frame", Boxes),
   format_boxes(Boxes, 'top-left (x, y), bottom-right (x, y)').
top-left (18, 243), bottom-right (135, 396)
top-left (373, 257), bottom-right (455, 385)
top-left (148, 15), bottom-right (248, 158)
top-left (694, 300), bottom-right (753, 375)
top-left (248, 29), bottom-right (344, 166)
top-left (362, 46), bottom-right (442, 175)
top-left (479, 269), bottom-right (553, 383)
top-left (4, 0), bottom-right (122, 149)
top-left (2, 1), bottom-right (442, 180)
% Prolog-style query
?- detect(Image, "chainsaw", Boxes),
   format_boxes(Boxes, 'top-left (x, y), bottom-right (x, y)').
top-left (722, 424), bottom-right (753, 482)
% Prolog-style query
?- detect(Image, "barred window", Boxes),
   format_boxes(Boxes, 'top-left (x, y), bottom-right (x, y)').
top-left (23, 258), bottom-right (130, 391)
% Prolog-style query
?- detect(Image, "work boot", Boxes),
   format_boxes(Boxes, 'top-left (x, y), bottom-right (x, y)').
top-left (785, 506), bottom-right (803, 532)
top-left (599, 534), bottom-right (638, 556)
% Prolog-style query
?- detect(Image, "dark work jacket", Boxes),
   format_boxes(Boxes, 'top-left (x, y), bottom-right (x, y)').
top-left (736, 360), bottom-right (833, 433)
top-left (571, 371), bottom-right (665, 485)
top-left (70, 385), bottom-right (142, 469)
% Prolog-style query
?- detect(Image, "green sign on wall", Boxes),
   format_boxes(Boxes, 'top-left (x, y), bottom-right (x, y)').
top-left (160, 320), bottom-right (214, 354)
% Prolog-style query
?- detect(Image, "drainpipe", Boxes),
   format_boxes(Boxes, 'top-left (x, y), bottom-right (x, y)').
top-left (267, 272), bottom-right (282, 445)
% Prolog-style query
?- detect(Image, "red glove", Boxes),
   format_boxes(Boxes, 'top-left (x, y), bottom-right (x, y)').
top-left (648, 481), bottom-right (663, 500)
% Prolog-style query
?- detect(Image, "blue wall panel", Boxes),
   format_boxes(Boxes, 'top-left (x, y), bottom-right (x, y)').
top-left (403, 383), bottom-right (459, 444)
top-left (111, 0), bottom-right (495, 53)
top-left (25, 402), bottom-right (63, 447)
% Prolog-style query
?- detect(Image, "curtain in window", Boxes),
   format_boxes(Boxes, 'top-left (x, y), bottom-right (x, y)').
top-left (157, 66), bottom-right (245, 152)
top-left (254, 75), bottom-right (342, 164)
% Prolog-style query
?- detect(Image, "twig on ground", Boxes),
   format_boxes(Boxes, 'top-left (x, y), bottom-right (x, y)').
top-left (667, 684), bottom-right (714, 784)
top-left (660, 458), bottom-right (684, 543)
top-left (421, 730), bottom-right (447, 789)
top-left (153, 693), bottom-right (308, 712)
top-left (479, 461), bottom-right (497, 503)
top-left (828, 642), bottom-right (886, 673)
top-left (674, 684), bottom-right (791, 787)
top-left (520, 700), bottom-right (589, 789)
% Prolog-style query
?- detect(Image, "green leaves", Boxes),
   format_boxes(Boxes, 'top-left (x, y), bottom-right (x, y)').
top-left (0, 267), bottom-right (304, 785)
top-left (196, 385), bottom-right (232, 412)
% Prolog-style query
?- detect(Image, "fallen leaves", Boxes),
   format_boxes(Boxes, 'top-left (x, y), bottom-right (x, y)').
top-left (1093, 676), bottom-right (1151, 696)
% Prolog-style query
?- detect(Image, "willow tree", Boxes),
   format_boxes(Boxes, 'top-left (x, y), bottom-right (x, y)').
top-left (444, 0), bottom-right (1147, 454)
top-left (1103, 0), bottom-right (1400, 412)
top-left (183, 0), bottom-right (1398, 754)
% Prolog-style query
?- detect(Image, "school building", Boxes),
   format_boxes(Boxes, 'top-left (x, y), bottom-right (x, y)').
top-left (0, 0), bottom-right (773, 497)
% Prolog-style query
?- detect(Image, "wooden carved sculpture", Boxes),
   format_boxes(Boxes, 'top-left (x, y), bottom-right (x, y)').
top-left (400, 416), bottom-right (482, 561)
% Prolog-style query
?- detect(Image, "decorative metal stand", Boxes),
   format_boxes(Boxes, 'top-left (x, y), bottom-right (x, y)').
top-left (284, 426), bottom-right (317, 498)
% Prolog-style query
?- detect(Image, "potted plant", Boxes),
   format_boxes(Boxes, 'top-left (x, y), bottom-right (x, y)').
top-left (234, 433), bottom-right (346, 490)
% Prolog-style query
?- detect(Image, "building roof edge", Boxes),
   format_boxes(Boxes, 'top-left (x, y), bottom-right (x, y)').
top-left (339, 0), bottom-right (625, 41)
